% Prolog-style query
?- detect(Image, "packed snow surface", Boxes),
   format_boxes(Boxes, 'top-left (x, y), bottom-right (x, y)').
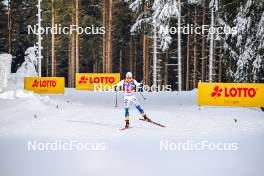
top-left (0, 89), bottom-right (264, 176)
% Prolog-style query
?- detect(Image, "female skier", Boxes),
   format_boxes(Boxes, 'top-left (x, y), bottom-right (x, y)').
top-left (115, 72), bottom-right (151, 129)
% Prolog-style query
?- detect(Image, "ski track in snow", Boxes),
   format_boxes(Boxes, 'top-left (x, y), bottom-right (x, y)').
top-left (0, 88), bottom-right (264, 176)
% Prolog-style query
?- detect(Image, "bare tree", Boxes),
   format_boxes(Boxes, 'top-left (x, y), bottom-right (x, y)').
top-left (68, 34), bottom-right (72, 86)
top-left (75, 0), bottom-right (80, 73)
top-left (51, 0), bottom-right (56, 76)
top-left (68, 0), bottom-right (76, 87)
top-left (177, 0), bottom-right (182, 91)
top-left (102, 0), bottom-right (113, 73)
top-left (152, 25), bottom-right (157, 86)
top-left (209, 0), bottom-right (215, 82)
top-left (102, 0), bottom-right (106, 72)
top-left (119, 45), bottom-right (123, 76)
top-left (143, 3), bottom-right (149, 85)
top-left (164, 50), bottom-right (168, 86)
top-left (143, 35), bottom-right (149, 85)
top-left (193, 7), bottom-right (198, 88)
top-left (218, 39), bottom-right (223, 82)
top-left (186, 9), bottom-right (191, 90)
top-left (7, 0), bottom-right (12, 54)
top-left (129, 35), bottom-right (136, 77)
top-left (201, 0), bottom-right (207, 82)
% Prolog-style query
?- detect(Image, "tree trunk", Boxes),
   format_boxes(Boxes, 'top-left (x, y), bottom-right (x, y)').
top-left (143, 3), bottom-right (149, 85)
top-left (103, 0), bottom-right (113, 73)
top-left (68, 36), bottom-right (72, 87)
top-left (102, 0), bottom-right (106, 72)
top-left (209, 4), bottom-right (215, 82)
top-left (46, 46), bottom-right (49, 76)
top-left (119, 46), bottom-right (123, 76)
top-left (129, 35), bottom-right (136, 76)
top-left (177, 0), bottom-right (182, 91)
top-left (51, 0), bottom-right (56, 76)
top-left (71, 31), bottom-right (75, 87)
top-left (143, 35), bottom-right (149, 85)
top-left (129, 35), bottom-right (133, 73)
top-left (218, 40), bottom-right (223, 82)
top-left (7, 0), bottom-right (12, 54)
top-left (186, 9), bottom-right (190, 90)
top-left (193, 8), bottom-right (198, 88)
top-left (37, 0), bottom-right (43, 76)
top-left (201, 0), bottom-right (207, 82)
top-left (68, 1), bottom-right (76, 87)
top-left (106, 0), bottom-right (113, 73)
top-left (164, 50), bottom-right (168, 86)
top-left (153, 25), bottom-right (157, 86)
top-left (93, 47), bottom-right (98, 73)
top-left (133, 40), bottom-right (137, 79)
top-left (75, 0), bottom-right (80, 73)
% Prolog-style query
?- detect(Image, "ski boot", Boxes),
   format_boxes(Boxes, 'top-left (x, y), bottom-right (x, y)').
top-left (125, 120), bottom-right (130, 129)
top-left (142, 114), bottom-right (152, 122)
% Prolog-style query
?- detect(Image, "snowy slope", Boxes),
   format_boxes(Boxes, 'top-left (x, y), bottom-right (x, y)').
top-left (0, 89), bottom-right (264, 176)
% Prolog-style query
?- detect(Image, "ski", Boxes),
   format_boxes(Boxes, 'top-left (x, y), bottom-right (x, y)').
top-left (139, 118), bottom-right (166, 128)
top-left (119, 126), bottom-right (132, 131)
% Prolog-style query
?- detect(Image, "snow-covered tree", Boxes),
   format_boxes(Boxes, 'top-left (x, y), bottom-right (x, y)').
top-left (220, 0), bottom-right (264, 83)
top-left (126, 0), bottom-right (180, 51)
top-left (125, 0), bottom-right (183, 89)
top-left (16, 46), bottom-right (38, 85)
top-left (152, 0), bottom-right (180, 51)
top-left (253, 10), bottom-right (264, 83)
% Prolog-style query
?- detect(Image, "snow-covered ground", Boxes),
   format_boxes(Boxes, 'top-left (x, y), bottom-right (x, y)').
top-left (0, 88), bottom-right (264, 176)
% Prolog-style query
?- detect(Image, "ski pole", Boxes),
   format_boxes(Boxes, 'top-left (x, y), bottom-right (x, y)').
top-left (115, 92), bottom-right (118, 107)
top-left (139, 80), bottom-right (146, 100)
top-left (139, 91), bottom-right (146, 100)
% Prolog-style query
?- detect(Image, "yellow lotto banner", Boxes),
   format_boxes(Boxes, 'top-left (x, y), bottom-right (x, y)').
top-left (24, 77), bottom-right (65, 94)
top-left (75, 73), bottom-right (120, 91)
top-left (198, 82), bottom-right (264, 107)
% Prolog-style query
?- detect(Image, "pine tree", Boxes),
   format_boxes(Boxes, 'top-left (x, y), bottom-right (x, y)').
top-left (220, 0), bottom-right (264, 83)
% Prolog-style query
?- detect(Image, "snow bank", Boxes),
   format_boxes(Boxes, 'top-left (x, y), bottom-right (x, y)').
top-left (0, 90), bottom-right (15, 100)
top-left (0, 88), bottom-right (49, 101)
top-left (0, 76), bottom-right (49, 105)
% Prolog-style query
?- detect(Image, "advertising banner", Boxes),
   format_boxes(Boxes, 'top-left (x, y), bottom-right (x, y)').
top-left (24, 77), bottom-right (65, 94)
top-left (76, 73), bottom-right (120, 91)
top-left (198, 82), bottom-right (264, 107)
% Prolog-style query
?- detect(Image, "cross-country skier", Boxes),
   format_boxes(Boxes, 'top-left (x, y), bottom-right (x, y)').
top-left (115, 72), bottom-right (151, 129)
